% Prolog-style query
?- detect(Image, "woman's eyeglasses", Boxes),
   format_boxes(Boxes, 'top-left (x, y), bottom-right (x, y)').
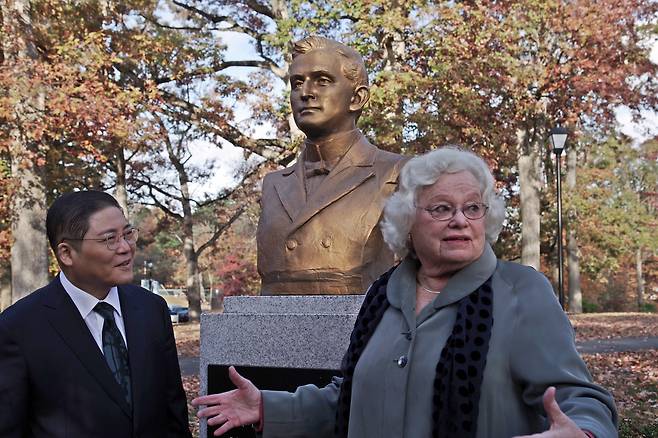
top-left (416, 203), bottom-right (489, 221)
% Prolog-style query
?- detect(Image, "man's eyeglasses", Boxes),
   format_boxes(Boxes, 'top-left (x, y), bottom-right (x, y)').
top-left (416, 203), bottom-right (489, 221)
top-left (62, 227), bottom-right (139, 251)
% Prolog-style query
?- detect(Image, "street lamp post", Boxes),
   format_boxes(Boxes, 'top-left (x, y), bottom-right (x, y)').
top-left (550, 127), bottom-right (568, 310)
top-left (143, 260), bottom-right (154, 291)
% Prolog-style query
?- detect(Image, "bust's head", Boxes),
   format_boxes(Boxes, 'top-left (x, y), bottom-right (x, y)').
top-left (289, 36), bottom-right (370, 139)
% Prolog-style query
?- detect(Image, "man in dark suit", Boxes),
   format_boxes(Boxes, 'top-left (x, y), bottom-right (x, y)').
top-left (0, 191), bottom-right (192, 438)
top-left (257, 36), bottom-right (407, 295)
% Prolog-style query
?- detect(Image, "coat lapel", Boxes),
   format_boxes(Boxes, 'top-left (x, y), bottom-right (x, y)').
top-left (43, 278), bottom-right (133, 418)
top-left (273, 160), bottom-right (306, 222)
top-left (120, 286), bottom-right (147, 427)
top-left (290, 136), bottom-right (377, 231)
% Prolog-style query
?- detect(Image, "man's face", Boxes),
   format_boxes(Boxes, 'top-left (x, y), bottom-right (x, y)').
top-left (289, 49), bottom-right (357, 138)
top-left (65, 206), bottom-right (135, 298)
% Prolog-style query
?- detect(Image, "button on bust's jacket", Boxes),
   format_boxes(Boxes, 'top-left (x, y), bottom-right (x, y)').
top-left (257, 134), bottom-right (406, 295)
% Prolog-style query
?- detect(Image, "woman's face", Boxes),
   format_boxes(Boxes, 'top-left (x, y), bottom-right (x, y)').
top-left (410, 171), bottom-right (487, 275)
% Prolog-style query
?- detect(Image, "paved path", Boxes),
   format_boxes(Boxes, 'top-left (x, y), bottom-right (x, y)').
top-left (179, 356), bottom-right (200, 377)
top-left (575, 336), bottom-right (658, 354)
top-left (178, 336), bottom-right (658, 377)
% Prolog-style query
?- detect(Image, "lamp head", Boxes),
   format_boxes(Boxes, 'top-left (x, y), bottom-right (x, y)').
top-left (550, 127), bottom-right (568, 154)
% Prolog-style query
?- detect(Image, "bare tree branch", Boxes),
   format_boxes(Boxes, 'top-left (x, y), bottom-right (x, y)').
top-left (196, 205), bottom-right (246, 257)
top-left (156, 89), bottom-right (290, 160)
top-left (130, 173), bottom-right (186, 210)
top-left (242, 0), bottom-right (275, 19)
top-left (134, 185), bottom-right (184, 220)
top-left (170, 1), bottom-right (262, 39)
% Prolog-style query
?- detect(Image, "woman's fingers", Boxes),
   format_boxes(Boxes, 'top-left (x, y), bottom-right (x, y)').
top-left (192, 392), bottom-right (229, 407)
top-left (207, 412), bottom-right (227, 426)
top-left (197, 405), bottom-right (224, 419)
top-left (228, 365), bottom-right (253, 390)
top-left (193, 366), bottom-right (262, 434)
top-left (542, 386), bottom-right (569, 426)
top-left (215, 420), bottom-right (237, 437)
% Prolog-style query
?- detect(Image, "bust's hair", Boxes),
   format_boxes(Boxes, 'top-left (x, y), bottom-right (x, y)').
top-left (46, 190), bottom-right (122, 252)
top-left (291, 36), bottom-right (368, 89)
top-left (380, 146), bottom-right (506, 258)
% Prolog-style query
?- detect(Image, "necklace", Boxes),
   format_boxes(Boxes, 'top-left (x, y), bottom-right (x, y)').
top-left (416, 280), bottom-right (442, 295)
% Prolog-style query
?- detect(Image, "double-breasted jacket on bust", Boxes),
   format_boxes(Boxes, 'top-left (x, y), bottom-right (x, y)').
top-left (257, 133), bottom-right (406, 295)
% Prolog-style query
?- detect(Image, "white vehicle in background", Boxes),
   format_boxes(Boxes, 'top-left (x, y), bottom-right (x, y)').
top-left (141, 279), bottom-right (189, 324)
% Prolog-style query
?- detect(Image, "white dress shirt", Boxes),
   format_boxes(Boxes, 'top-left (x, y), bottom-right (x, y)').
top-left (60, 271), bottom-right (128, 351)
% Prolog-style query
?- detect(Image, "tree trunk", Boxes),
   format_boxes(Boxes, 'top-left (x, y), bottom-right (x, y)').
top-left (163, 128), bottom-right (202, 322)
top-left (518, 137), bottom-right (541, 270)
top-left (208, 272), bottom-right (223, 311)
top-left (0, 264), bottom-right (11, 311)
top-left (636, 247), bottom-right (645, 310)
top-left (183, 235), bottom-right (201, 322)
top-left (566, 147), bottom-right (582, 313)
top-left (197, 269), bottom-right (204, 304)
top-left (114, 147), bottom-right (129, 217)
top-left (6, 0), bottom-right (49, 302)
top-left (10, 154), bottom-right (48, 301)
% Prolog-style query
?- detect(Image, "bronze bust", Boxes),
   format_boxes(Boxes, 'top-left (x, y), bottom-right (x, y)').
top-left (257, 36), bottom-right (406, 295)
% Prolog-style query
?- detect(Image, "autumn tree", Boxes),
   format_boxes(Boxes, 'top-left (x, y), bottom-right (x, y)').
top-left (1, 0), bottom-right (48, 301)
top-left (334, 1), bottom-right (658, 274)
top-left (566, 135), bottom-right (657, 310)
top-left (0, 0), bottom-right (147, 303)
top-left (128, 99), bottom-right (265, 319)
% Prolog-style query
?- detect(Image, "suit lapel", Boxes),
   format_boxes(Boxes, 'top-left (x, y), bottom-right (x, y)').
top-left (120, 286), bottom-right (147, 427)
top-left (273, 159), bottom-right (306, 222)
top-left (290, 136), bottom-right (377, 231)
top-left (43, 278), bottom-right (133, 418)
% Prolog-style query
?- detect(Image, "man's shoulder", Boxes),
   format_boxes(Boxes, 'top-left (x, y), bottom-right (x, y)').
top-left (262, 166), bottom-right (291, 182)
top-left (119, 283), bottom-right (167, 307)
top-left (0, 281), bottom-right (55, 326)
top-left (358, 135), bottom-right (407, 170)
top-left (261, 160), bottom-right (299, 189)
top-left (373, 147), bottom-right (407, 168)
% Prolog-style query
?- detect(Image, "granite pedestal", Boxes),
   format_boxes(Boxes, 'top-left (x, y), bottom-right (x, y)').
top-left (199, 295), bottom-right (364, 437)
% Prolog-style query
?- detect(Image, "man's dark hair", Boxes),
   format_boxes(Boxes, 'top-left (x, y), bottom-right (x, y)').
top-left (46, 191), bottom-right (122, 252)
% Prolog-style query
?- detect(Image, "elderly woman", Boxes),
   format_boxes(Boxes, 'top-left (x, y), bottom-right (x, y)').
top-left (193, 147), bottom-right (617, 438)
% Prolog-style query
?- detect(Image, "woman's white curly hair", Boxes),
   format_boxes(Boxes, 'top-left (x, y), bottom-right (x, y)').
top-left (380, 146), bottom-right (505, 258)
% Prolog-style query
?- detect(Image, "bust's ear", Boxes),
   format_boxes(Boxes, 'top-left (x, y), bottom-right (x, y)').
top-left (56, 243), bottom-right (75, 268)
top-left (349, 85), bottom-right (370, 112)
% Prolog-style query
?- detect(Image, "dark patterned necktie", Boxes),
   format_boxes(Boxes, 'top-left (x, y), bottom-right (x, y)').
top-left (94, 302), bottom-right (132, 407)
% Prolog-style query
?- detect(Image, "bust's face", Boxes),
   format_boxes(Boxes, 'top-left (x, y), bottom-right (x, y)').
top-left (289, 49), bottom-right (357, 138)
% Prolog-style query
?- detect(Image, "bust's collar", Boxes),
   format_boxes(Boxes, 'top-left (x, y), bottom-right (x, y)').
top-left (303, 129), bottom-right (361, 165)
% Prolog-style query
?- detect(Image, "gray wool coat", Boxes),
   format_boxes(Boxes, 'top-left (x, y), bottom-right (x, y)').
top-left (261, 244), bottom-right (618, 438)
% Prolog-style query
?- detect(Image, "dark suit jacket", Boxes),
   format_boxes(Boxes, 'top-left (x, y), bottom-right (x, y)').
top-left (257, 133), bottom-right (406, 295)
top-left (0, 277), bottom-right (192, 438)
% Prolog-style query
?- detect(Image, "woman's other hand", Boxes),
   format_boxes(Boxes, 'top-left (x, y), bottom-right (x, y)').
top-left (512, 387), bottom-right (591, 438)
top-left (192, 366), bottom-right (262, 436)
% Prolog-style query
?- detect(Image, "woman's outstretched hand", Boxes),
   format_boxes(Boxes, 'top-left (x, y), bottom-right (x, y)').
top-left (192, 366), bottom-right (262, 437)
top-left (512, 386), bottom-right (590, 438)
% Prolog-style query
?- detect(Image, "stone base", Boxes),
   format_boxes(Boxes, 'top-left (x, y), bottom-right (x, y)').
top-left (199, 295), bottom-right (364, 437)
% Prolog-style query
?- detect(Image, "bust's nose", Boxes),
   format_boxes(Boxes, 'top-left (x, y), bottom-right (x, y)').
top-left (301, 82), bottom-right (315, 100)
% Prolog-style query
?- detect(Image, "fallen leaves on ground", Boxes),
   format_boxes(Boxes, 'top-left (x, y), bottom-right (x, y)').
top-left (183, 375), bottom-right (200, 438)
top-left (569, 313), bottom-right (658, 341)
top-left (174, 322), bottom-right (200, 357)
top-left (583, 350), bottom-right (658, 437)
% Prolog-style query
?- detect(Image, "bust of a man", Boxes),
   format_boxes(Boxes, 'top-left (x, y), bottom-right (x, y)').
top-left (257, 36), bottom-right (406, 295)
